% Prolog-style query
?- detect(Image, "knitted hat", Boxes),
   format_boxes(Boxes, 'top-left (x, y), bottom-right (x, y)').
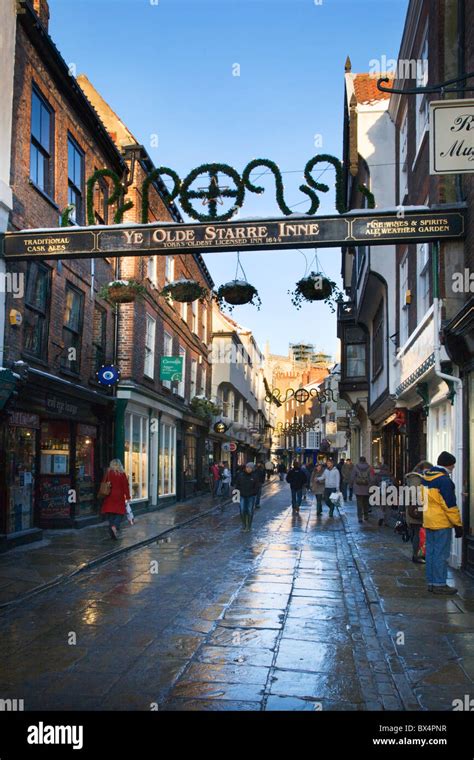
top-left (437, 451), bottom-right (456, 467)
top-left (245, 462), bottom-right (255, 469)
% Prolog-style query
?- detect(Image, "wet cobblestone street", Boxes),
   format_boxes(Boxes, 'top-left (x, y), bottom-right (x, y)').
top-left (1, 480), bottom-right (473, 711)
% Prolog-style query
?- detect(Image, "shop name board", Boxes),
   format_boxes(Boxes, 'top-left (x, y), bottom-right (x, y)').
top-left (1, 209), bottom-right (465, 261)
top-left (430, 99), bottom-right (474, 175)
top-left (46, 395), bottom-right (79, 416)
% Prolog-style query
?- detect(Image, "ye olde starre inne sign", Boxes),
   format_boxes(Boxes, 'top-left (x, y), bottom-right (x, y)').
top-left (1, 209), bottom-right (465, 260)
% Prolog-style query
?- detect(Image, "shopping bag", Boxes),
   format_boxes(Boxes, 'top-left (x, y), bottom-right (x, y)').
top-left (126, 502), bottom-right (135, 525)
top-left (97, 480), bottom-right (111, 499)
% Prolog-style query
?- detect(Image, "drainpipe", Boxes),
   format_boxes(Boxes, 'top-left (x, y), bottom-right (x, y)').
top-left (432, 242), bottom-right (463, 563)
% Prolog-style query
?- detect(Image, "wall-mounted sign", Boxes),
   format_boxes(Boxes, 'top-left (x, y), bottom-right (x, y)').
top-left (2, 209), bottom-right (465, 261)
top-left (160, 356), bottom-right (183, 382)
top-left (96, 364), bottom-right (121, 386)
top-left (430, 99), bottom-right (474, 175)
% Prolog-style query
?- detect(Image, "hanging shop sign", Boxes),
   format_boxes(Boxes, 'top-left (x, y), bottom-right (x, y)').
top-left (2, 208), bottom-right (465, 261)
top-left (160, 356), bottom-right (183, 382)
top-left (213, 421), bottom-right (228, 434)
top-left (429, 100), bottom-right (474, 175)
top-left (96, 364), bottom-right (121, 386)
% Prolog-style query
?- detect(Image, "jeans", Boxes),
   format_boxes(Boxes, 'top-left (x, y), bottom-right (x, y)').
top-left (315, 493), bottom-right (323, 513)
top-left (324, 487), bottom-right (336, 511)
top-left (255, 485), bottom-right (262, 506)
top-left (240, 496), bottom-right (256, 525)
top-left (219, 482), bottom-right (230, 498)
top-left (425, 528), bottom-right (452, 586)
top-left (291, 488), bottom-right (303, 509)
top-left (107, 513), bottom-right (123, 531)
top-left (341, 481), bottom-right (348, 500)
top-left (412, 523), bottom-right (421, 557)
top-left (279, 473), bottom-right (285, 481)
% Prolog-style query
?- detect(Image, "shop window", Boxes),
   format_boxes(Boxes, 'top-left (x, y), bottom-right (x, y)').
top-left (23, 263), bottom-right (50, 358)
top-left (75, 425), bottom-right (96, 516)
top-left (344, 326), bottom-right (367, 378)
top-left (67, 134), bottom-right (84, 224)
top-left (7, 424), bottom-right (37, 534)
top-left (184, 434), bottom-right (197, 480)
top-left (30, 86), bottom-right (53, 196)
top-left (92, 306), bottom-right (106, 374)
top-left (372, 301), bottom-right (384, 378)
top-left (61, 285), bottom-right (83, 374)
top-left (124, 412), bottom-right (148, 500)
top-left (159, 421), bottom-right (176, 497)
top-left (39, 421), bottom-right (71, 521)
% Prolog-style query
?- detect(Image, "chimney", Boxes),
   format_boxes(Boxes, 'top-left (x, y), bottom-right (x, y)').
top-left (32, 0), bottom-right (50, 31)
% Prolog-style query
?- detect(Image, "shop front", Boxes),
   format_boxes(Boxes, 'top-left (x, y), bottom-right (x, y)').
top-left (0, 371), bottom-right (114, 547)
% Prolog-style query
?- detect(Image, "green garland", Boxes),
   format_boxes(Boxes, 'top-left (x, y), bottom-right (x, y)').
top-left (60, 204), bottom-right (76, 227)
top-left (358, 183), bottom-right (376, 209)
top-left (303, 154), bottom-right (347, 214)
top-left (86, 168), bottom-right (133, 226)
top-left (179, 163), bottom-right (244, 222)
top-left (242, 158), bottom-right (292, 216)
top-left (141, 166), bottom-right (181, 224)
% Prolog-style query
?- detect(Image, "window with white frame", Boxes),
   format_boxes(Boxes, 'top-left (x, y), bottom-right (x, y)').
top-left (124, 411), bottom-right (149, 500)
top-left (162, 331), bottom-right (173, 389)
top-left (192, 300), bottom-right (198, 334)
top-left (178, 346), bottom-right (186, 397)
top-left (234, 396), bottom-right (241, 423)
top-left (200, 366), bottom-right (207, 396)
top-left (399, 251), bottom-right (409, 346)
top-left (222, 388), bottom-right (232, 418)
top-left (159, 421), bottom-right (176, 497)
top-left (181, 301), bottom-right (188, 323)
top-left (417, 242), bottom-right (430, 319)
top-left (147, 256), bottom-right (158, 287)
top-left (202, 304), bottom-right (207, 344)
top-left (165, 256), bottom-right (174, 284)
top-left (399, 108), bottom-right (408, 202)
top-left (144, 315), bottom-right (156, 378)
top-left (190, 359), bottom-right (197, 398)
top-left (415, 29), bottom-right (429, 151)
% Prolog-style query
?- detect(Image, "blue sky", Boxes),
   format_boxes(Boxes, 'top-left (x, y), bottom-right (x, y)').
top-left (49, 0), bottom-right (408, 358)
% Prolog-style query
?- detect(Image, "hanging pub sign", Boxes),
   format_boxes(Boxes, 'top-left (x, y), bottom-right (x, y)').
top-left (1, 208), bottom-right (465, 261)
top-left (96, 364), bottom-right (121, 386)
top-left (429, 99), bottom-right (474, 175)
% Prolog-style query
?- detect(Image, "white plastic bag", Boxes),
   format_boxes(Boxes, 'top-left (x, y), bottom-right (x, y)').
top-left (329, 490), bottom-right (344, 508)
top-left (125, 501), bottom-right (135, 525)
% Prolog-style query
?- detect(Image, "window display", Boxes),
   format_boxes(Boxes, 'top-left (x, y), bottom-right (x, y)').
top-left (76, 425), bottom-right (96, 516)
top-left (39, 421), bottom-right (71, 520)
top-left (124, 411), bottom-right (148, 500)
top-left (159, 422), bottom-right (176, 497)
top-left (7, 425), bottom-right (36, 534)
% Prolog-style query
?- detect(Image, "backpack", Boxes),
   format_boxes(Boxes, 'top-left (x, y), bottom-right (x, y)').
top-left (355, 467), bottom-right (369, 486)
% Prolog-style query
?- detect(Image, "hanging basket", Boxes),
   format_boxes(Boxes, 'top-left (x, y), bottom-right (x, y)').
top-left (99, 280), bottom-right (146, 304)
top-left (215, 280), bottom-right (261, 310)
top-left (289, 271), bottom-right (338, 311)
top-left (160, 279), bottom-right (207, 303)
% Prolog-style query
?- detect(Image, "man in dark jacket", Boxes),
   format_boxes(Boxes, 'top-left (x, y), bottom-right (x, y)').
top-left (286, 461), bottom-right (308, 513)
top-left (255, 462), bottom-right (266, 509)
top-left (233, 463), bottom-right (260, 531)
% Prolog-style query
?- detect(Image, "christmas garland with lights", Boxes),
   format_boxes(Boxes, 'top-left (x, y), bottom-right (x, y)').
top-left (86, 168), bottom-right (133, 225)
top-left (242, 158), bottom-right (292, 216)
top-left (179, 163), bottom-right (244, 222)
top-left (303, 154), bottom-right (347, 215)
top-left (141, 166), bottom-right (181, 224)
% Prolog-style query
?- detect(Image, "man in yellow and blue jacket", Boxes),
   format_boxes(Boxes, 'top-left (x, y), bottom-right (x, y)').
top-left (422, 451), bottom-right (463, 595)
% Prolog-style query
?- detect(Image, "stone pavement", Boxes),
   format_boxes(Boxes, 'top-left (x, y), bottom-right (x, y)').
top-left (0, 490), bottom-right (234, 607)
top-left (0, 479), bottom-right (473, 711)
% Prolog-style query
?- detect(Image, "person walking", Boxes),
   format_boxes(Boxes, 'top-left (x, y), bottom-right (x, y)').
top-left (210, 461), bottom-right (220, 497)
top-left (220, 462), bottom-right (232, 498)
top-left (310, 462), bottom-right (326, 516)
top-left (351, 456), bottom-right (373, 523)
top-left (341, 458), bottom-right (354, 501)
top-left (375, 462), bottom-right (395, 526)
top-left (422, 452), bottom-right (463, 595)
top-left (316, 458), bottom-right (341, 517)
top-left (277, 462), bottom-right (287, 481)
top-left (405, 460), bottom-right (432, 564)
top-left (233, 462), bottom-right (260, 531)
top-left (286, 461), bottom-right (308, 513)
top-left (99, 459), bottom-right (131, 540)
top-left (255, 462), bottom-right (266, 509)
top-left (264, 459), bottom-right (274, 481)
